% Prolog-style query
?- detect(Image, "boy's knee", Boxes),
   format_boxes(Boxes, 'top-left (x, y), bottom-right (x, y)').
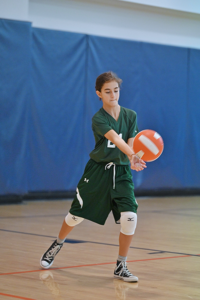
top-left (65, 213), bottom-right (84, 227)
top-left (120, 212), bottom-right (137, 235)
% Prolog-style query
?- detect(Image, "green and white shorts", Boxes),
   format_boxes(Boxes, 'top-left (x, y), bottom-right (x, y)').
top-left (69, 159), bottom-right (138, 225)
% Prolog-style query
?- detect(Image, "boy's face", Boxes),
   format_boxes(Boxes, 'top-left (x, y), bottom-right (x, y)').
top-left (96, 81), bottom-right (120, 107)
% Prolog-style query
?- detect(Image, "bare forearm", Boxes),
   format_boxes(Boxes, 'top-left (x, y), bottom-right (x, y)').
top-left (105, 130), bottom-right (146, 171)
top-left (113, 137), bottom-right (134, 158)
top-left (105, 130), bottom-right (134, 159)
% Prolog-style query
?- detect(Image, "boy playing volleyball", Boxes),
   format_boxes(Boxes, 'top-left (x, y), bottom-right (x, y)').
top-left (40, 71), bottom-right (146, 282)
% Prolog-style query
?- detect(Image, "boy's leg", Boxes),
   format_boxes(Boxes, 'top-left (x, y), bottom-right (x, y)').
top-left (40, 160), bottom-right (112, 269)
top-left (111, 165), bottom-right (139, 282)
top-left (119, 211), bottom-right (137, 257)
top-left (40, 213), bottom-right (84, 269)
top-left (57, 220), bottom-right (74, 241)
top-left (58, 213), bottom-right (84, 240)
top-left (114, 212), bottom-right (138, 282)
top-left (119, 232), bottom-right (133, 257)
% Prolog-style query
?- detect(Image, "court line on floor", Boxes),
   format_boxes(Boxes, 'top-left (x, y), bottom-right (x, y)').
top-left (0, 293), bottom-right (36, 300)
top-left (0, 214), bottom-right (64, 219)
top-left (0, 254), bottom-right (196, 276)
top-left (0, 228), bottom-right (200, 257)
top-left (151, 211), bottom-right (200, 218)
top-left (88, 241), bottom-right (200, 257)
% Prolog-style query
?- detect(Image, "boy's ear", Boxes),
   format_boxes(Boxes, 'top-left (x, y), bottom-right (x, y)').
top-left (96, 90), bottom-right (101, 98)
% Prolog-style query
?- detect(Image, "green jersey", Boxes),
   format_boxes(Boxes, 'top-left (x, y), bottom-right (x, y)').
top-left (89, 106), bottom-right (139, 165)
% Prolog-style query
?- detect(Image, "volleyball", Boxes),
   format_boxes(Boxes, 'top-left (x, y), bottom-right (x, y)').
top-left (133, 129), bottom-right (164, 162)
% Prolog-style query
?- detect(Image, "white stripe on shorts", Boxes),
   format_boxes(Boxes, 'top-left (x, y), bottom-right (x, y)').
top-left (76, 187), bottom-right (83, 208)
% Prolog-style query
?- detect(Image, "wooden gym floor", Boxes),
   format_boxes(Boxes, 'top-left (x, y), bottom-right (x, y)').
top-left (0, 196), bottom-right (199, 300)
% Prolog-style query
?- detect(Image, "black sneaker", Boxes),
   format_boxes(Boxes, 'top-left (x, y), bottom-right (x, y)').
top-left (114, 260), bottom-right (138, 282)
top-left (40, 240), bottom-right (63, 269)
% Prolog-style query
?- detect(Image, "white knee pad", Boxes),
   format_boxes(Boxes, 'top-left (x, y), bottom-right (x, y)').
top-left (65, 213), bottom-right (84, 227)
top-left (120, 212), bottom-right (137, 235)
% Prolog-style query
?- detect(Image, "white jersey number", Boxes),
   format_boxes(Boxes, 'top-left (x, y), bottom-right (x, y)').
top-left (107, 133), bottom-right (122, 148)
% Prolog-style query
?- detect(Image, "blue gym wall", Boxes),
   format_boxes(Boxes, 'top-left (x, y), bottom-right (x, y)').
top-left (0, 19), bottom-right (200, 197)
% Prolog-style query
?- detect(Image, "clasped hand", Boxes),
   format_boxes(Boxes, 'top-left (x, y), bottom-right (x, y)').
top-left (129, 154), bottom-right (147, 172)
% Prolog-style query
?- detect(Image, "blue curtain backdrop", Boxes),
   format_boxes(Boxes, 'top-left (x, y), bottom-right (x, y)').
top-left (30, 28), bottom-right (87, 191)
top-left (0, 19), bottom-right (200, 196)
top-left (0, 20), bottom-right (31, 194)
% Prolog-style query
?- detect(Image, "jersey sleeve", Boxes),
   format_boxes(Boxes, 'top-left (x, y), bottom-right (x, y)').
top-left (92, 115), bottom-right (112, 136)
top-left (128, 112), bottom-right (139, 138)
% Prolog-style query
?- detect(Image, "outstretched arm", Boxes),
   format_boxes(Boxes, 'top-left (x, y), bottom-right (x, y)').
top-left (104, 130), bottom-right (146, 171)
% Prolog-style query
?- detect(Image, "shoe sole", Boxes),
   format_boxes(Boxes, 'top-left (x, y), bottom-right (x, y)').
top-left (114, 275), bottom-right (138, 282)
top-left (40, 257), bottom-right (54, 269)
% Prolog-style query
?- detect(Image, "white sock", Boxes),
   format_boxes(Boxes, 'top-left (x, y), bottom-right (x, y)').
top-left (57, 237), bottom-right (65, 244)
top-left (118, 255), bottom-right (127, 262)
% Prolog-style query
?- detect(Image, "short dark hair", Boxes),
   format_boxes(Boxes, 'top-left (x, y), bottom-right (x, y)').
top-left (95, 71), bottom-right (122, 92)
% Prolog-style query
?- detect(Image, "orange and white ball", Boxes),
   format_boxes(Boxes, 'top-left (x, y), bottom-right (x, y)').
top-left (133, 129), bottom-right (164, 162)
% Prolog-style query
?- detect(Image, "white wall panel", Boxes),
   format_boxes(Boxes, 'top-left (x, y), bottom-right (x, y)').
top-left (29, 0), bottom-right (200, 49)
top-left (0, 0), bottom-right (200, 49)
top-left (0, 0), bottom-right (29, 21)
top-left (120, 0), bottom-right (200, 15)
